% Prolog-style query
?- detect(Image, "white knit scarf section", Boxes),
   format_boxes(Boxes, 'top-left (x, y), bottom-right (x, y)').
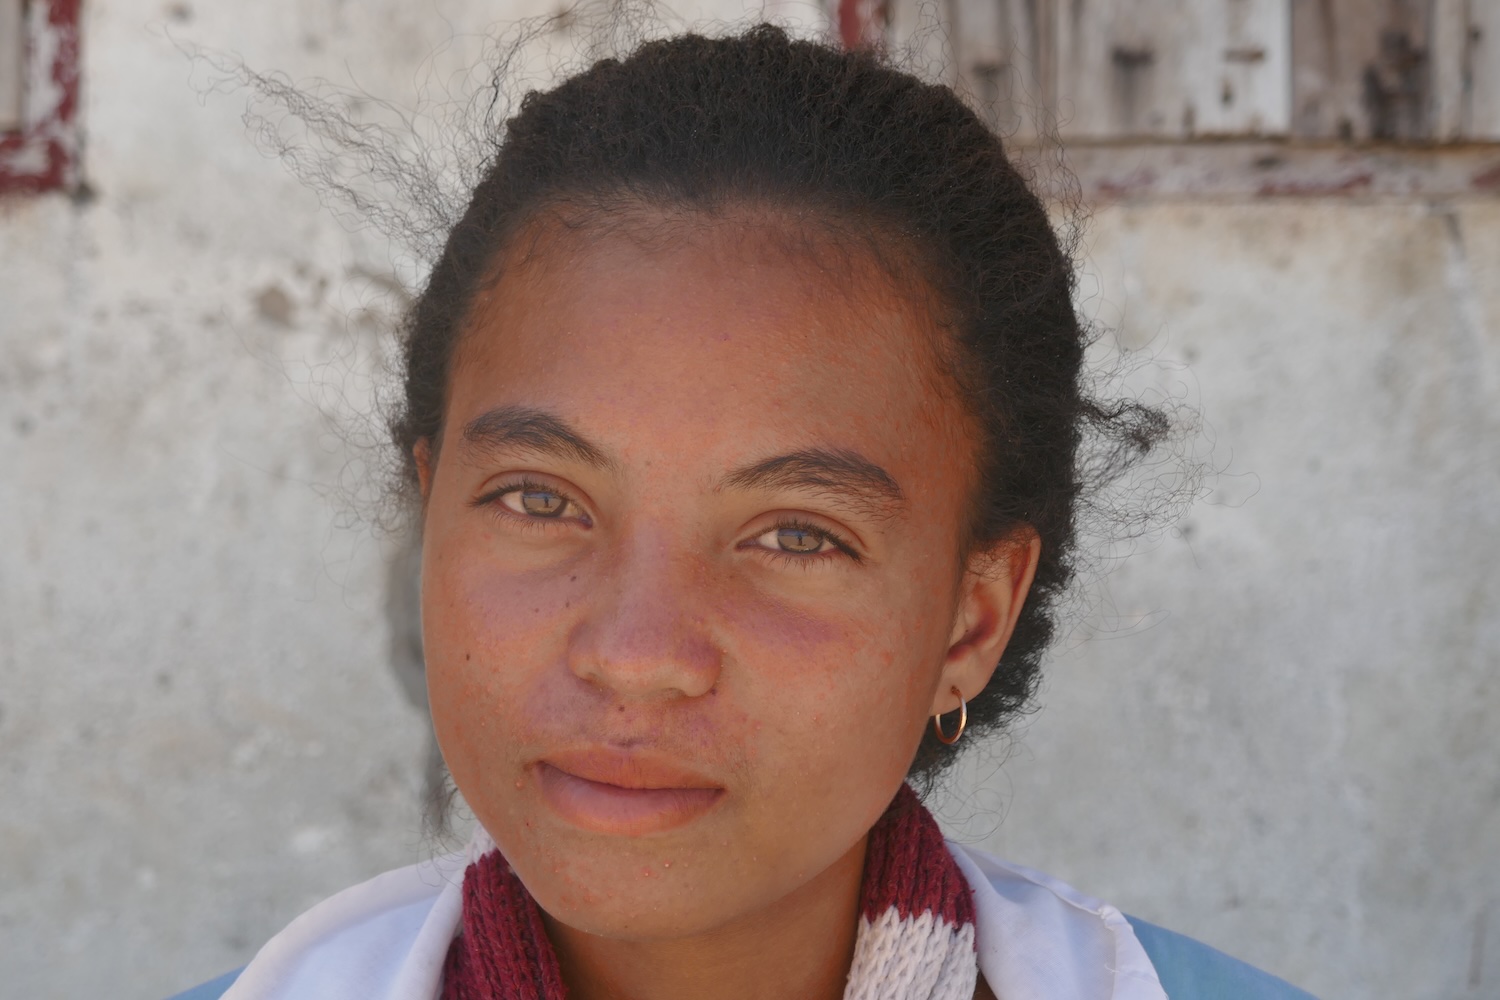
top-left (844, 904), bottom-right (978, 1000)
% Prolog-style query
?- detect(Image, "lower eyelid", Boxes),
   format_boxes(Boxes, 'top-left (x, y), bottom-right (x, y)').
top-left (761, 547), bottom-right (849, 572)
top-left (500, 505), bottom-right (591, 530)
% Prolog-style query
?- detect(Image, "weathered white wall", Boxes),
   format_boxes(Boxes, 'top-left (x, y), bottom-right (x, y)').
top-left (936, 198), bottom-right (1500, 1000)
top-left (0, 3), bottom-right (1495, 1000)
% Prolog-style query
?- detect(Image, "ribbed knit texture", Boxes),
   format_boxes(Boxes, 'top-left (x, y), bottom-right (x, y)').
top-left (439, 851), bottom-right (567, 1000)
top-left (440, 784), bottom-right (977, 999)
top-left (847, 785), bottom-right (977, 1000)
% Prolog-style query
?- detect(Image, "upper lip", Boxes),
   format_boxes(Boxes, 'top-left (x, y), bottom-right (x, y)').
top-left (539, 746), bottom-right (723, 790)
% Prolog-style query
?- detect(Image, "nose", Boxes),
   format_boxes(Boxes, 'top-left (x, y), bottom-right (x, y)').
top-left (566, 528), bottom-right (723, 701)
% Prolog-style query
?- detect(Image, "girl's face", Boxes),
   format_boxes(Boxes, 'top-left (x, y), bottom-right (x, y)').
top-left (418, 210), bottom-right (1035, 940)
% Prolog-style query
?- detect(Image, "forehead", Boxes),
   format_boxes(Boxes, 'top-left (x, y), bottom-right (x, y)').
top-left (448, 208), bottom-right (974, 482)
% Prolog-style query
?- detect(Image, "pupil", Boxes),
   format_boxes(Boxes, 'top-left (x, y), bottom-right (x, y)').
top-left (521, 490), bottom-right (564, 517)
top-left (778, 527), bottom-right (820, 553)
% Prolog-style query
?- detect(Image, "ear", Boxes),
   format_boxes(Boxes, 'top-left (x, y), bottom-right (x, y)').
top-left (414, 438), bottom-right (435, 502)
top-left (931, 527), bottom-right (1042, 717)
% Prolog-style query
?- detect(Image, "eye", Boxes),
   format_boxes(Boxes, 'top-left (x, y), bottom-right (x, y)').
top-left (507, 487), bottom-right (568, 518)
top-left (749, 520), bottom-right (856, 560)
top-left (473, 479), bottom-right (589, 525)
top-left (763, 525), bottom-right (830, 554)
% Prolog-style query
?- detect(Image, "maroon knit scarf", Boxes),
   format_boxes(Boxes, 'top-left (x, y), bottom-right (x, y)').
top-left (440, 784), bottom-right (977, 1000)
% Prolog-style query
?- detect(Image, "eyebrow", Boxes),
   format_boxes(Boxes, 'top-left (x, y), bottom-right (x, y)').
top-left (722, 448), bottom-right (907, 520)
top-left (459, 405), bottom-right (611, 468)
top-left (458, 406), bottom-right (904, 519)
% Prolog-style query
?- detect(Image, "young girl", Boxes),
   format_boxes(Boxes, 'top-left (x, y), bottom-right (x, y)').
top-left (175, 25), bottom-right (1313, 1000)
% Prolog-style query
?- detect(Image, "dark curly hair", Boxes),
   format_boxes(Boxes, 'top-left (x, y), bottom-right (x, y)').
top-left (390, 24), bottom-right (1168, 785)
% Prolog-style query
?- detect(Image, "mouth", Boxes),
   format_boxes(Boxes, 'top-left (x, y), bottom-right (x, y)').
top-left (533, 748), bottom-right (725, 836)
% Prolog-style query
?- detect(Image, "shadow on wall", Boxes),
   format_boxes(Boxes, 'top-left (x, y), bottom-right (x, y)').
top-left (383, 532), bottom-right (447, 827)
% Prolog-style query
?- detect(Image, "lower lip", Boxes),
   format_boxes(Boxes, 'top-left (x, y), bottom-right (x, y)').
top-left (534, 762), bottom-right (724, 836)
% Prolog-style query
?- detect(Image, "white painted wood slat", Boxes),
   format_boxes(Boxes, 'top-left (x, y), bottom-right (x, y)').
top-left (1466, 0), bottom-right (1500, 139)
top-left (1288, 0), bottom-right (1497, 142)
top-left (0, 0), bottom-right (25, 132)
top-left (926, 0), bottom-right (1497, 143)
top-left (952, 0), bottom-right (1059, 139)
top-left (1053, 0), bottom-right (1290, 139)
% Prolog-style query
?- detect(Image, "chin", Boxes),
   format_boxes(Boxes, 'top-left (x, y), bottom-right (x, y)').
top-left (519, 856), bottom-right (765, 941)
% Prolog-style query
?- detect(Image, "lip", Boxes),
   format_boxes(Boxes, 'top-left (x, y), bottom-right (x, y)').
top-left (534, 748), bottom-right (725, 836)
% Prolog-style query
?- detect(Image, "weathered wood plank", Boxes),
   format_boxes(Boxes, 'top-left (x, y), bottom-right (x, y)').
top-left (901, 0), bottom-right (1499, 143)
top-left (1468, 0), bottom-right (1500, 139)
top-left (0, 0), bottom-right (25, 132)
top-left (1430, 0), bottom-right (1470, 138)
top-left (886, 0), bottom-right (961, 86)
top-left (1050, 139), bottom-right (1500, 199)
top-left (1286, 0), bottom-right (1495, 141)
top-left (1054, 0), bottom-right (1290, 139)
top-left (951, 0), bottom-right (1058, 139)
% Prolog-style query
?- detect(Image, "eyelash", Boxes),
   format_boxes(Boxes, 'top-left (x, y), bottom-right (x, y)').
top-left (471, 481), bottom-right (860, 564)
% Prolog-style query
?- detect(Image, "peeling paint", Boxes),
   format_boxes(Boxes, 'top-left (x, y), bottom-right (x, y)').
top-left (1058, 141), bottom-right (1500, 200)
top-left (0, 0), bottom-right (81, 194)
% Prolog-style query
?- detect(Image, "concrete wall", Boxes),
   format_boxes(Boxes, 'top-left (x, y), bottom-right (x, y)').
top-left (936, 198), bottom-right (1500, 1000)
top-left (0, 3), bottom-right (1495, 999)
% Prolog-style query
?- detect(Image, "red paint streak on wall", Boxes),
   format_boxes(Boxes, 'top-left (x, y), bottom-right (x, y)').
top-left (1472, 162), bottom-right (1500, 191)
top-left (837, 0), bottom-right (884, 50)
top-left (1255, 173), bottom-right (1374, 197)
top-left (0, 0), bottom-right (82, 195)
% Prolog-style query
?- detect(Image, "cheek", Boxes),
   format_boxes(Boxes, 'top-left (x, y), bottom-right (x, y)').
top-left (674, 586), bottom-right (944, 901)
top-left (718, 580), bottom-right (946, 788)
top-left (421, 538), bottom-right (585, 755)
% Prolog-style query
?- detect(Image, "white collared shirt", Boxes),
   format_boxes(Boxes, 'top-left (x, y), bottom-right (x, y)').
top-left (217, 829), bottom-right (1168, 1000)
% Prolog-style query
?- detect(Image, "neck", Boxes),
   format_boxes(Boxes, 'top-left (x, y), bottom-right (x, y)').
top-left (543, 836), bottom-right (868, 1000)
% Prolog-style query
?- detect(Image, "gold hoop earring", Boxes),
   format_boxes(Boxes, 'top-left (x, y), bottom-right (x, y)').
top-left (932, 686), bottom-right (967, 745)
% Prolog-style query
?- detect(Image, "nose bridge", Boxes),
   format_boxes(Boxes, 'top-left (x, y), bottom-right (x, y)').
top-left (568, 518), bottom-right (722, 700)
